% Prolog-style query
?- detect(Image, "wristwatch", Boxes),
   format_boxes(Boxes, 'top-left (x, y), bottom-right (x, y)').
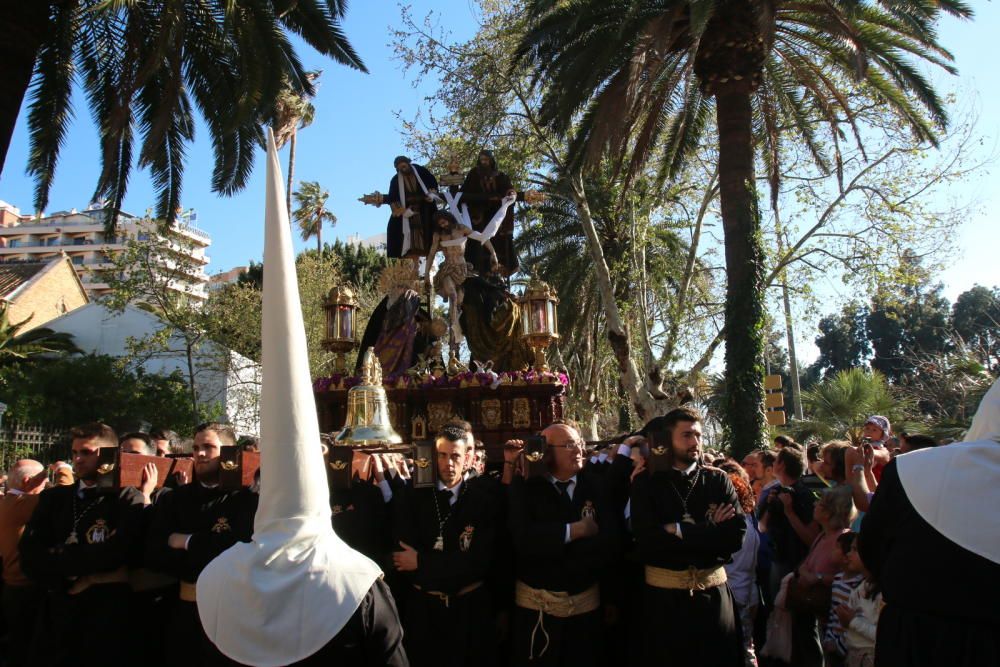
top-left (851, 464), bottom-right (865, 473)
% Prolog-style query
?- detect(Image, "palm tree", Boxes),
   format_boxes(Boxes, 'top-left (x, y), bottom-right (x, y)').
top-left (0, 2), bottom-right (365, 233)
top-left (789, 368), bottom-right (915, 444)
top-left (516, 0), bottom-right (971, 455)
top-left (272, 71), bottom-right (321, 215)
top-left (0, 303), bottom-right (80, 365)
top-left (293, 181), bottom-right (337, 254)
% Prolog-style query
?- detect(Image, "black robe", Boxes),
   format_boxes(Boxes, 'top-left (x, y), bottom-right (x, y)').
top-left (629, 465), bottom-right (746, 667)
top-left (19, 483), bottom-right (146, 667)
top-left (506, 471), bottom-right (618, 667)
top-left (459, 165), bottom-right (521, 276)
top-left (384, 165), bottom-right (438, 259)
top-left (145, 483), bottom-right (258, 667)
top-left (392, 481), bottom-right (500, 667)
top-left (331, 481), bottom-right (390, 564)
top-left (231, 578), bottom-right (408, 667)
top-left (859, 460), bottom-right (1000, 667)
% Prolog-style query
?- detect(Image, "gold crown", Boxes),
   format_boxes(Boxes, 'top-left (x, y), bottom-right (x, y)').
top-left (378, 260), bottom-right (420, 295)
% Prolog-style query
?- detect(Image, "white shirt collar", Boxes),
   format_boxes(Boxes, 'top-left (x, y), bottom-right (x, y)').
top-left (548, 474), bottom-right (577, 486)
top-left (436, 480), bottom-right (462, 497)
top-left (674, 461), bottom-right (698, 476)
top-left (6, 488), bottom-right (25, 497)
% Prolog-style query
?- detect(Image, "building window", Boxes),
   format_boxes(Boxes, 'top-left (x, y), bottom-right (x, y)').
top-left (71, 256), bottom-right (84, 265)
top-left (8, 239), bottom-right (19, 248)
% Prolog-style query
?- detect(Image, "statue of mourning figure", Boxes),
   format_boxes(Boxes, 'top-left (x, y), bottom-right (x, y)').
top-left (425, 193), bottom-right (516, 350)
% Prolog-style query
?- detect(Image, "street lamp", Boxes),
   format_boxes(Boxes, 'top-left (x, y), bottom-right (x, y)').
top-left (518, 277), bottom-right (559, 372)
top-left (322, 285), bottom-right (358, 375)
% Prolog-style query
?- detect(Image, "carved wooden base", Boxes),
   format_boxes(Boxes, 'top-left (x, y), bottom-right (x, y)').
top-left (315, 383), bottom-right (566, 462)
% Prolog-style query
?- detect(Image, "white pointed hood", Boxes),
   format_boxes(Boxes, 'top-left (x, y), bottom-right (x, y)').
top-left (896, 377), bottom-right (1000, 565)
top-left (196, 129), bottom-right (381, 666)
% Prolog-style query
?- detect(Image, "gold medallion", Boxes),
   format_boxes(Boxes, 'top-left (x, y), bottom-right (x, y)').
top-left (85, 519), bottom-right (109, 544)
top-left (459, 525), bottom-right (475, 552)
top-left (65, 531), bottom-right (79, 545)
top-left (433, 535), bottom-right (445, 551)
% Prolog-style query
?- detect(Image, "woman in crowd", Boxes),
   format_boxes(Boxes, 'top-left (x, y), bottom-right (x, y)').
top-left (788, 485), bottom-right (856, 667)
top-left (720, 461), bottom-right (761, 667)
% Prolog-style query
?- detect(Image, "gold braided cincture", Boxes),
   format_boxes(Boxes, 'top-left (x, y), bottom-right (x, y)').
top-left (179, 581), bottom-right (197, 602)
top-left (412, 581), bottom-right (483, 609)
top-left (515, 581), bottom-right (600, 660)
top-left (644, 565), bottom-right (728, 596)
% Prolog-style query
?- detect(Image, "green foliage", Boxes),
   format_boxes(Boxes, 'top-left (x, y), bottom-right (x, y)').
top-left (0, 302), bottom-right (81, 367)
top-left (16, 1), bottom-right (366, 233)
top-left (812, 303), bottom-right (871, 379)
top-left (0, 354), bottom-right (204, 431)
top-left (789, 368), bottom-right (917, 444)
top-left (293, 181), bottom-right (337, 253)
top-left (951, 285), bottom-right (1000, 370)
top-left (323, 240), bottom-right (389, 290)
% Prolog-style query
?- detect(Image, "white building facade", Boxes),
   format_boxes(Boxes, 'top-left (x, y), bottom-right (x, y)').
top-left (0, 201), bottom-right (211, 302)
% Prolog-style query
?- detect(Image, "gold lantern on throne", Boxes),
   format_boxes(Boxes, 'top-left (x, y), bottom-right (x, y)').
top-left (322, 285), bottom-right (358, 374)
top-left (518, 277), bottom-right (560, 372)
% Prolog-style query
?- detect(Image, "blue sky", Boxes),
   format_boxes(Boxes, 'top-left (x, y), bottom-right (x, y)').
top-left (0, 1), bottom-right (995, 313)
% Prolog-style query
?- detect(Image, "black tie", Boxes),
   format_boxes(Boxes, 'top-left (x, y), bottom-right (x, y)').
top-left (437, 489), bottom-right (454, 506)
top-left (554, 480), bottom-right (572, 501)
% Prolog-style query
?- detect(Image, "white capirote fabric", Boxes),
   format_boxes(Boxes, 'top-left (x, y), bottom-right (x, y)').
top-left (896, 378), bottom-right (1000, 565)
top-left (196, 129), bottom-right (381, 666)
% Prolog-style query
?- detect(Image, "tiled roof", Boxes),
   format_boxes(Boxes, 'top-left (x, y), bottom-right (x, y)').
top-left (0, 261), bottom-right (50, 299)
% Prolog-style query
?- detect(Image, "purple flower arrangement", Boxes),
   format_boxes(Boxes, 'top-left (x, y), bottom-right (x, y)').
top-left (312, 369), bottom-right (570, 392)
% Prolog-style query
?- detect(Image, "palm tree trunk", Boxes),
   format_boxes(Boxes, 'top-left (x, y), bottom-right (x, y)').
top-left (715, 86), bottom-right (767, 458)
top-left (0, 2), bottom-right (54, 177)
top-left (568, 171), bottom-right (657, 421)
top-left (286, 127), bottom-right (296, 216)
top-left (316, 223), bottom-right (322, 254)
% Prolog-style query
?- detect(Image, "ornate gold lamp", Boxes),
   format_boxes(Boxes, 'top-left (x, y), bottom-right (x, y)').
top-left (322, 285), bottom-right (358, 374)
top-left (518, 277), bottom-right (560, 372)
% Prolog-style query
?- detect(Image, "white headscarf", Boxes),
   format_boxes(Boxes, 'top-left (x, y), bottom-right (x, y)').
top-left (896, 378), bottom-right (1000, 565)
top-left (196, 129), bottom-right (382, 666)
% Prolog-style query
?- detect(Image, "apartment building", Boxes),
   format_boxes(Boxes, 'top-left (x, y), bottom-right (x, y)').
top-left (0, 200), bottom-right (211, 301)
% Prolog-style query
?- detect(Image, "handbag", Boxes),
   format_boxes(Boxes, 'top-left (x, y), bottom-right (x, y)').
top-left (784, 573), bottom-right (832, 616)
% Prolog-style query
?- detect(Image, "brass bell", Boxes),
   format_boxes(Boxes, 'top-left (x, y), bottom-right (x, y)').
top-left (334, 348), bottom-right (403, 447)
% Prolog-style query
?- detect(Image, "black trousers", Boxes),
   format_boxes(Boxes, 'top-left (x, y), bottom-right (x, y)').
top-left (641, 583), bottom-right (743, 667)
top-left (167, 599), bottom-right (242, 667)
top-left (404, 585), bottom-right (496, 667)
top-left (127, 585), bottom-right (177, 667)
top-left (510, 605), bottom-right (602, 667)
top-left (876, 604), bottom-right (1000, 667)
top-left (34, 584), bottom-right (131, 667)
top-left (2, 583), bottom-right (41, 667)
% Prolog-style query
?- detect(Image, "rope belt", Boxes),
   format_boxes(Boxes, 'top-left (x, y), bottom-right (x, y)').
top-left (412, 581), bottom-right (483, 608)
top-left (179, 580), bottom-right (197, 602)
top-left (644, 565), bottom-right (727, 596)
top-left (514, 581), bottom-right (600, 660)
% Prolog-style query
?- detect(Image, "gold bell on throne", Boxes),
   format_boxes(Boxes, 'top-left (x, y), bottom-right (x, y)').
top-left (334, 348), bottom-right (403, 447)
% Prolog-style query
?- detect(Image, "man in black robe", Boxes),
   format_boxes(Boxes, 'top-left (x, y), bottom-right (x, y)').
top-left (391, 423), bottom-right (500, 667)
top-left (507, 422), bottom-right (618, 667)
top-left (629, 407), bottom-right (746, 667)
top-left (19, 422), bottom-right (146, 667)
top-left (383, 156), bottom-right (439, 259)
top-left (145, 423), bottom-right (258, 667)
top-left (459, 150), bottom-right (520, 276)
top-left (859, 379), bottom-right (1000, 667)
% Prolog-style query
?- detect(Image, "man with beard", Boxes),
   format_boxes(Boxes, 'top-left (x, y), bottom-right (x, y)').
top-left (19, 422), bottom-right (147, 667)
top-left (507, 422), bottom-right (618, 667)
top-left (146, 422), bottom-right (258, 666)
top-left (629, 407), bottom-right (746, 667)
top-left (378, 156), bottom-right (440, 259)
top-left (391, 422), bottom-right (499, 666)
top-left (459, 150), bottom-right (521, 276)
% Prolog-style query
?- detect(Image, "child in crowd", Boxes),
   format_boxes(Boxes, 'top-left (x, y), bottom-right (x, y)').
top-left (823, 532), bottom-right (863, 665)
top-left (835, 536), bottom-right (883, 667)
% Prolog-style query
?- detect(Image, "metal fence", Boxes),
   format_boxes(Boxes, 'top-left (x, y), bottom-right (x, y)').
top-left (0, 422), bottom-right (70, 472)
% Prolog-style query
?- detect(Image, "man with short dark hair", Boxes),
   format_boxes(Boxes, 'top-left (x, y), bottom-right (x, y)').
top-left (774, 434), bottom-right (794, 449)
top-left (507, 422), bottom-right (617, 666)
top-left (629, 407), bottom-right (745, 666)
top-left (755, 449), bottom-right (779, 504)
top-left (146, 421), bottom-right (258, 666)
top-left (759, 445), bottom-right (820, 603)
top-left (150, 428), bottom-right (179, 457)
top-left (20, 422), bottom-right (147, 667)
top-left (391, 423), bottom-right (499, 666)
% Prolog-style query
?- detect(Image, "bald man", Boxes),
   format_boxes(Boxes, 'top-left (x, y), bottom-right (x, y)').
top-left (0, 459), bottom-right (46, 666)
top-left (507, 422), bottom-right (618, 667)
